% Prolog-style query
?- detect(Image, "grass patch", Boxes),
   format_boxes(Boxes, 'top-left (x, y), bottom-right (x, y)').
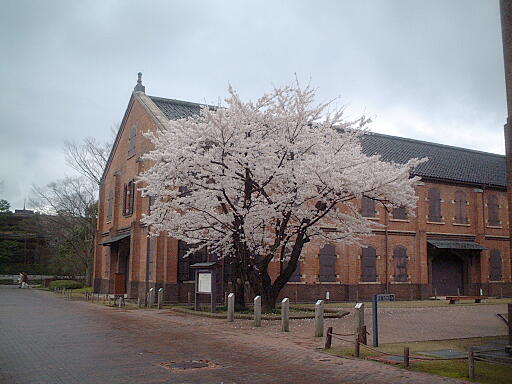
top-left (70, 286), bottom-right (92, 294)
top-left (326, 336), bottom-right (512, 384)
top-left (171, 305), bottom-right (348, 320)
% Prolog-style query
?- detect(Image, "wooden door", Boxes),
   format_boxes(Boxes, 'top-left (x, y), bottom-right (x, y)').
top-left (431, 253), bottom-right (463, 296)
top-left (114, 273), bottom-right (126, 295)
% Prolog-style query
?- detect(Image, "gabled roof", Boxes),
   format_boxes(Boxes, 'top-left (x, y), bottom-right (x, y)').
top-left (147, 95), bottom-right (508, 190)
top-left (149, 96), bottom-right (205, 120)
top-left (360, 133), bottom-right (506, 189)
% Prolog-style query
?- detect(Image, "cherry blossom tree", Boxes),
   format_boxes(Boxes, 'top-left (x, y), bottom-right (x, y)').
top-left (140, 81), bottom-right (425, 311)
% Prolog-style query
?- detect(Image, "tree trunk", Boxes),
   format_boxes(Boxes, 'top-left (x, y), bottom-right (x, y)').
top-left (233, 278), bottom-right (246, 311)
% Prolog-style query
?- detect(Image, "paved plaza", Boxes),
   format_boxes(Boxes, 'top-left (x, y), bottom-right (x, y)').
top-left (1, 286), bottom-right (509, 384)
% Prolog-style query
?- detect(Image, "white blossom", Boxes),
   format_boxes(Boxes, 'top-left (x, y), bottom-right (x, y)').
top-left (139, 81), bottom-right (425, 300)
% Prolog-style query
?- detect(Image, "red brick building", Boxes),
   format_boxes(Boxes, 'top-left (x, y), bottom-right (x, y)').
top-left (93, 75), bottom-right (511, 302)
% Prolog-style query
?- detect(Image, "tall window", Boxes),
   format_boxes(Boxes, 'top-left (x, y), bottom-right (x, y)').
top-left (128, 126), bottom-right (136, 157)
top-left (106, 190), bottom-right (113, 222)
top-left (283, 245), bottom-right (301, 282)
top-left (147, 237), bottom-right (154, 280)
top-left (361, 196), bottom-right (376, 218)
top-left (393, 246), bottom-right (408, 282)
top-left (123, 180), bottom-right (135, 216)
top-left (454, 191), bottom-right (468, 224)
top-left (488, 195), bottom-right (500, 226)
top-left (427, 188), bottom-right (442, 222)
top-left (489, 249), bottom-right (502, 281)
top-left (392, 206), bottom-right (407, 220)
top-left (178, 241), bottom-right (207, 281)
top-left (361, 246), bottom-right (377, 282)
top-left (319, 244), bottom-right (336, 282)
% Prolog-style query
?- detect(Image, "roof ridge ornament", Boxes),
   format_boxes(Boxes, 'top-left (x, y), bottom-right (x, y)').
top-left (134, 72), bottom-right (145, 93)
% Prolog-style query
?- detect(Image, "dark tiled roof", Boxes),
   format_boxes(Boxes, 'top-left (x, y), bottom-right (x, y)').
top-left (149, 96), bottom-right (204, 120)
top-left (360, 133), bottom-right (506, 189)
top-left (149, 96), bottom-right (506, 189)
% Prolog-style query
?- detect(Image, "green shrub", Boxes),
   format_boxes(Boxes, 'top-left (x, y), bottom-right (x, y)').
top-left (49, 280), bottom-right (83, 290)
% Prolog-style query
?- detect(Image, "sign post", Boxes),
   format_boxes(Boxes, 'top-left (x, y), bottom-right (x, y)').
top-left (191, 262), bottom-right (219, 313)
top-left (372, 293), bottom-right (395, 347)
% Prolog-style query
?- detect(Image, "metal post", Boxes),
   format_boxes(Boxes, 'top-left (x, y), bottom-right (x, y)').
top-left (227, 293), bottom-right (235, 322)
top-left (325, 327), bottom-right (333, 349)
top-left (254, 296), bottom-right (262, 327)
top-left (372, 295), bottom-right (379, 347)
top-left (315, 300), bottom-right (324, 337)
top-left (404, 347), bottom-right (410, 368)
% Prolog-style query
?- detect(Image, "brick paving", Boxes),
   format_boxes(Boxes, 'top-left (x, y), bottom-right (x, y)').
top-left (0, 286), bottom-right (491, 384)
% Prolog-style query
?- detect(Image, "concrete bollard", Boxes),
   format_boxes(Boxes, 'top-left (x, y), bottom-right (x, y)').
top-left (254, 296), bottom-right (262, 327)
top-left (315, 299), bottom-right (324, 337)
top-left (227, 293), bottom-right (235, 322)
top-left (148, 288), bottom-right (155, 308)
top-left (354, 302), bottom-right (365, 334)
top-left (118, 297), bottom-right (123, 308)
top-left (157, 288), bottom-right (164, 309)
top-left (281, 298), bottom-right (290, 332)
top-left (137, 297), bottom-right (141, 308)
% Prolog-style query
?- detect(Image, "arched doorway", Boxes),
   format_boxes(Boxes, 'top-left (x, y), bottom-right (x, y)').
top-left (431, 252), bottom-right (464, 296)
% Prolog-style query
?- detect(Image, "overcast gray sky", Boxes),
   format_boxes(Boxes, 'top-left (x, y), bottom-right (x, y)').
top-left (0, 0), bottom-right (506, 210)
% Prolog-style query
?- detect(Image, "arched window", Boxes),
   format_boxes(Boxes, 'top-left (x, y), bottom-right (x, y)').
top-left (488, 195), bottom-right (500, 226)
top-left (283, 245), bottom-right (301, 282)
top-left (319, 244), bottom-right (337, 282)
top-left (454, 191), bottom-right (468, 224)
top-left (361, 246), bottom-right (377, 282)
top-left (490, 249), bottom-right (502, 281)
top-left (428, 188), bottom-right (442, 222)
top-left (392, 206), bottom-right (408, 220)
top-left (361, 196), bottom-right (376, 218)
top-left (393, 246), bottom-right (408, 282)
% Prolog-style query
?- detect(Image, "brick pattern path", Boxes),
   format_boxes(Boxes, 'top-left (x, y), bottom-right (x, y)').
top-left (0, 286), bottom-right (476, 384)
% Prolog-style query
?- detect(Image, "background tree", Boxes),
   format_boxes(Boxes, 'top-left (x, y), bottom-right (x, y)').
top-left (140, 81), bottom-right (425, 311)
top-left (31, 177), bottom-right (98, 284)
top-left (31, 135), bottom-right (112, 283)
top-left (0, 199), bottom-right (10, 213)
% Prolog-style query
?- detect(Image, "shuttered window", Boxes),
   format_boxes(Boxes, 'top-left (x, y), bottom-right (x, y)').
top-left (123, 180), bottom-right (135, 216)
top-left (147, 237), bottom-right (154, 281)
top-left (393, 246), bottom-right (408, 282)
top-left (319, 244), bottom-right (336, 282)
top-left (128, 126), bottom-right (136, 157)
top-left (361, 196), bottom-right (376, 218)
top-left (178, 241), bottom-right (207, 281)
top-left (488, 195), bottom-right (500, 226)
top-left (361, 246), bottom-right (377, 282)
top-left (283, 245), bottom-right (301, 282)
top-left (428, 188), bottom-right (442, 222)
top-left (454, 191), bottom-right (468, 224)
top-left (489, 249), bottom-right (502, 281)
top-left (106, 190), bottom-right (113, 222)
top-left (392, 206), bottom-right (407, 220)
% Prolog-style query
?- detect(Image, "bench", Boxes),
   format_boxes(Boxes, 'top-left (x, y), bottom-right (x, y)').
top-left (446, 295), bottom-right (488, 304)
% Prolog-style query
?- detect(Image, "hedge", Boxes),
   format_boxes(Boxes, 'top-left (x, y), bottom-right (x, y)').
top-left (49, 280), bottom-right (83, 290)
top-left (0, 263), bottom-right (50, 275)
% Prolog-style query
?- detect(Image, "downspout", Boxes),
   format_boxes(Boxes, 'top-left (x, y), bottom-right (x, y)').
top-left (384, 204), bottom-right (389, 294)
